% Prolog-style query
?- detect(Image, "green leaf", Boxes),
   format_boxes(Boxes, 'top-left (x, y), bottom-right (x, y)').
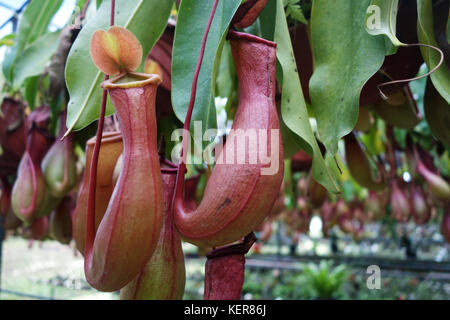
top-left (23, 76), bottom-right (40, 110)
top-left (65, 0), bottom-right (173, 133)
top-left (2, 0), bottom-right (63, 85)
top-left (13, 31), bottom-right (60, 88)
top-left (283, 159), bottom-right (295, 209)
top-left (215, 41), bottom-right (236, 106)
top-left (0, 63), bottom-right (6, 105)
top-left (272, 0), bottom-right (339, 194)
top-left (16, 0), bottom-right (63, 52)
top-left (280, 117), bottom-right (303, 159)
top-left (216, 41), bottom-right (238, 117)
top-left (417, 0), bottom-right (450, 104)
top-left (171, 0), bottom-right (241, 137)
top-left (360, 118), bottom-right (385, 156)
top-left (96, 0), bottom-right (104, 9)
top-left (309, 0), bottom-right (387, 155)
top-left (0, 34), bottom-right (15, 47)
top-left (424, 78), bottom-right (450, 146)
top-left (77, 0), bottom-right (89, 10)
top-left (364, 0), bottom-right (403, 48)
top-left (284, 0), bottom-right (307, 24)
top-left (260, 0), bottom-right (277, 40)
top-left (2, 46), bottom-right (17, 85)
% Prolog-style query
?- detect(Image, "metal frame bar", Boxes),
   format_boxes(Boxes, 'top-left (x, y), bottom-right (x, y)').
top-left (0, 288), bottom-right (56, 300)
top-left (0, 0), bottom-right (30, 31)
top-left (0, 2), bottom-right (17, 11)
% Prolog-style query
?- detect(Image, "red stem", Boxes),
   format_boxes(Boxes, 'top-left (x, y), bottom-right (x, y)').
top-left (85, 78), bottom-right (108, 255)
top-left (80, 0), bottom-right (91, 21)
top-left (84, 0), bottom-right (115, 257)
top-left (172, 0), bottom-right (219, 208)
top-left (110, 0), bottom-right (115, 25)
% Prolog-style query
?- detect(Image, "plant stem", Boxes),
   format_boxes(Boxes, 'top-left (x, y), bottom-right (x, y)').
top-left (85, 0), bottom-right (115, 256)
top-left (172, 0), bottom-right (219, 209)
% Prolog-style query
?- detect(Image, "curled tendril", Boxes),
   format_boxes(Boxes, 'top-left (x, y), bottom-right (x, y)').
top-left (377, 43), bottom-right (444, 100)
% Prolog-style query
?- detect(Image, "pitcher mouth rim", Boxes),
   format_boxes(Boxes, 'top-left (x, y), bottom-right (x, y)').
top-left (87, 131), bottom-right (122, 146)
top-left (101, 72), bottom-right (162, 89)
top-left (227, 30), bottom-right (276, 48)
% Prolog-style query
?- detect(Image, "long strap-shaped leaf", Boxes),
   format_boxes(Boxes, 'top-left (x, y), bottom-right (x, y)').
top-left (417, 0), bottom-right (450, 104)
top-left (277, 0), bottom-right (340, 194)
top-left (2, 0), bottom-right (63, 85)
top-left (13, 31), bottom-right (61, 88)
top-left (16, 0), bottom-right (63, 51)
top-left (64, 0), bottom-right (173, 135)
top-left (260, 0), bottom-right (339, 194)
top-left (171, 0), bottom-right (241, 139)
top-left (309, 0), bottom-right (387, 155)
